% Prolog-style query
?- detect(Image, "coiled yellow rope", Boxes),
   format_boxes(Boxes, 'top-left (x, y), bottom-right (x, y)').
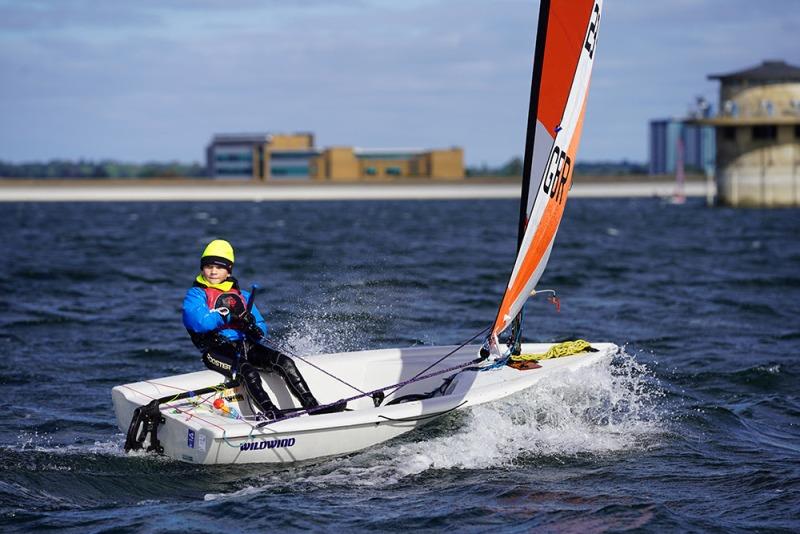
top-left (510, 339), bottom-right (593, 361)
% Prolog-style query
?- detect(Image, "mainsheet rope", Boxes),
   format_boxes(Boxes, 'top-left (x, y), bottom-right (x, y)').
top-left (258, 339), bottom-right (369, 396)
top-left (255, 324), bottom-right (494, 428)
top-left (271, 324), bottom-right (491, 398)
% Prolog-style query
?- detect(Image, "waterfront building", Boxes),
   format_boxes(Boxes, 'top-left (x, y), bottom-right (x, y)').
top-left (649, 111), bottom-right (715, 176)
top-left (206, 133), bottom-right (464, 181)
top-left (312, 147), bottom-right (463, 181)
top-left (206, 132), bottom-right (317, 180)
top-left (692, 60), bottom-right (800, 207)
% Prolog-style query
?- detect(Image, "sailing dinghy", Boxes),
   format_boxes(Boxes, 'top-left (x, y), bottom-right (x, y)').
top-left (112, 0), bottom-right (615, 465)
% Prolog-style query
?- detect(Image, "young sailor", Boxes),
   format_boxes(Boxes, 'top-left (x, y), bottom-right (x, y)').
top-left (182, 239), bottom-right (320, 420)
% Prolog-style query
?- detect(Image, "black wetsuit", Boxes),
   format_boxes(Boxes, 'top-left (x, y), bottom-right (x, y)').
top-left (199, 336), bottom-right (319, 417)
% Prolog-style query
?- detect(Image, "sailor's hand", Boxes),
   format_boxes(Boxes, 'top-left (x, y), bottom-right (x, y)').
top-left (230, 310), bottom-right (251, 327)
top-left (240, 312), bottom-right (265, 341)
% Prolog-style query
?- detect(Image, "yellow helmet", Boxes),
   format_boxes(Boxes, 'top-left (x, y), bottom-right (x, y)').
top-left (200, 239), bottom-right (235, 271)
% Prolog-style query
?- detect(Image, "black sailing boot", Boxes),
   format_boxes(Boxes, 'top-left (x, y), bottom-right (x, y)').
top-left (275, 354), bottom-right (347, 414)
top-left (292, 376), bottom-right (348, 415)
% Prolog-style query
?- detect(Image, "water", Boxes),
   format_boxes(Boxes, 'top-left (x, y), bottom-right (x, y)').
top-left (2, 198), bottom-right (799, 532)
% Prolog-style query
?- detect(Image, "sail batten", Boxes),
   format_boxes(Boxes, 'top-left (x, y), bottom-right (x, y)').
top-left (491, 0), bottom-right (602, 341)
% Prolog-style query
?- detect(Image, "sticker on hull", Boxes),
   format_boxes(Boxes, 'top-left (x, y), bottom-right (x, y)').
top-left (240, 438), bottom-right (296, 451)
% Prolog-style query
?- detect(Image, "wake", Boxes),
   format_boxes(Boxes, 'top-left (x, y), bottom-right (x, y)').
top-left (205, 347), bottom-right (664, 499)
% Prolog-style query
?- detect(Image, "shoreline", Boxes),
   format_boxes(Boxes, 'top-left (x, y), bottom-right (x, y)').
top-left (0, 179), bottom-right (714, 202)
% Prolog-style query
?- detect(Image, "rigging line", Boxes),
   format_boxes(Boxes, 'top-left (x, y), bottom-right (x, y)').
top-left (255, 324), bottom-right (493, 428)
top-left (129, 380), bottom-right (257, 429)
top-left (244, 284), bottom-right (368, 396)
top-left (256, 338), bottom-right (370, 396)
top-left (377, 401), bottom-right (467, 423)
top-left (121, 384), bottom-right (233, 433)
top-left (256, 353), bottom-right (486, 429)
top-left (144, 380), bottom-right (231, 412)
top-left (373, 324), bottom-right (491, 401)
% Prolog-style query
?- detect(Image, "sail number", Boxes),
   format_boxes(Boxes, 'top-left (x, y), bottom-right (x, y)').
top-left (584, 2), bottom-right (600, 59)
top-left (542, 145), bottom-right (571, 204)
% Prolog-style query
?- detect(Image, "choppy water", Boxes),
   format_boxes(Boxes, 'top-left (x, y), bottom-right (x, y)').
top-left (2, 198), bottom-right (799, 532)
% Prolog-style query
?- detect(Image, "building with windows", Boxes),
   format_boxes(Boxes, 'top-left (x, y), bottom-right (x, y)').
top-left (691, 60), bottom-right (800, 207)
top-left (312, 146), bottom-right (463, 180)
top-left (649, 117), bottom-right (715, 176)
top-left (206, 132), bottom-right (316, 180)
top-left (206, 133), bottom-right (464, 181)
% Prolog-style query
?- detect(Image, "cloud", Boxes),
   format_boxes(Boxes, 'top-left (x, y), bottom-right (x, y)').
top-left (0, 0), bottom-right (159, 32)
top-left (0, 0), bottom-right (797, 164)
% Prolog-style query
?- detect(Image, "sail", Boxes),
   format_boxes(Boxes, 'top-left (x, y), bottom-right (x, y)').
top-left (674, 136), bottom-right (686, 203)
top-left (492, 0), bottom-right (602, 340)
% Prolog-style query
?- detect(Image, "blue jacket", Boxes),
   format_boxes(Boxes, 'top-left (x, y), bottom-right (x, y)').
top-left (182, 287), bottom-right (268, 343)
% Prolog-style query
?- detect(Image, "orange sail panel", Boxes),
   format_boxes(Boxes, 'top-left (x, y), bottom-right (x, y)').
top-left (492, 0), bottom-right (602, 339)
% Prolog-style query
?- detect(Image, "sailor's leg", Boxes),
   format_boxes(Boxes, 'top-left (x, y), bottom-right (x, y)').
top-left (238, 361), bottom-right (280, 420)
top-left (201, 348), bottom-right (236, 379)
top-left (202, 345), bottom-right (279, 420)
top-left (249, 344), bottom-right (319, 409)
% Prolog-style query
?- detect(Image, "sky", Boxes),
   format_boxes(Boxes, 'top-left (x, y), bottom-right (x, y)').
top-left (0, 0), bottom-right (798, 166)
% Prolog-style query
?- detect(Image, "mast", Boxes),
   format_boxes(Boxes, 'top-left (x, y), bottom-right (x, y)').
top-left (489, 0), bottom-right (602, 350)
top-left (510, 0), bottom-right (551, 354)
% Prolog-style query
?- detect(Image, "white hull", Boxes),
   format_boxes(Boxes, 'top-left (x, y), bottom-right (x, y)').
top-left (112, 342), bottom-right (617, 464)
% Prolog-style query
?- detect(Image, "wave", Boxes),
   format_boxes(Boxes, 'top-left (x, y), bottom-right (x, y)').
top-left (205, 349), bottom-right (664, 500)
top-left (7, 432), bottom-right (126, 458)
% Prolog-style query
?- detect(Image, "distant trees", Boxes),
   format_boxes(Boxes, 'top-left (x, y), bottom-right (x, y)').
top-left (466, 157), bottom-right (523, 177)
top-left (2, 157), bottom-right (651, 179)
top-left (0, 160), bottom-right (208, 179)
top-left (501, 156), bottom-right (524, 177)
top-left (466, 156), bottom-right (647, 177)
top-left (576, 160), bottom-right (649, 176)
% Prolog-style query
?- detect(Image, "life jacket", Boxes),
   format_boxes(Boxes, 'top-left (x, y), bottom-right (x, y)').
top-left (203, 287), bottom-right (247, 319)
top-left (188, 276), bottom-right (248, 351)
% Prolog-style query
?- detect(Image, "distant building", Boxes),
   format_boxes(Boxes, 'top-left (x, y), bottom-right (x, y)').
top-left (690, 60), bottom-right (800, 207)
top-left (313, 147), bottom-right (464, 180)
top-left (206, 132), bottom-right (317, 180)
top-left (205, 133), bottom-right (464, 181)
top-left (649, 111), bottom-right (715, 176)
